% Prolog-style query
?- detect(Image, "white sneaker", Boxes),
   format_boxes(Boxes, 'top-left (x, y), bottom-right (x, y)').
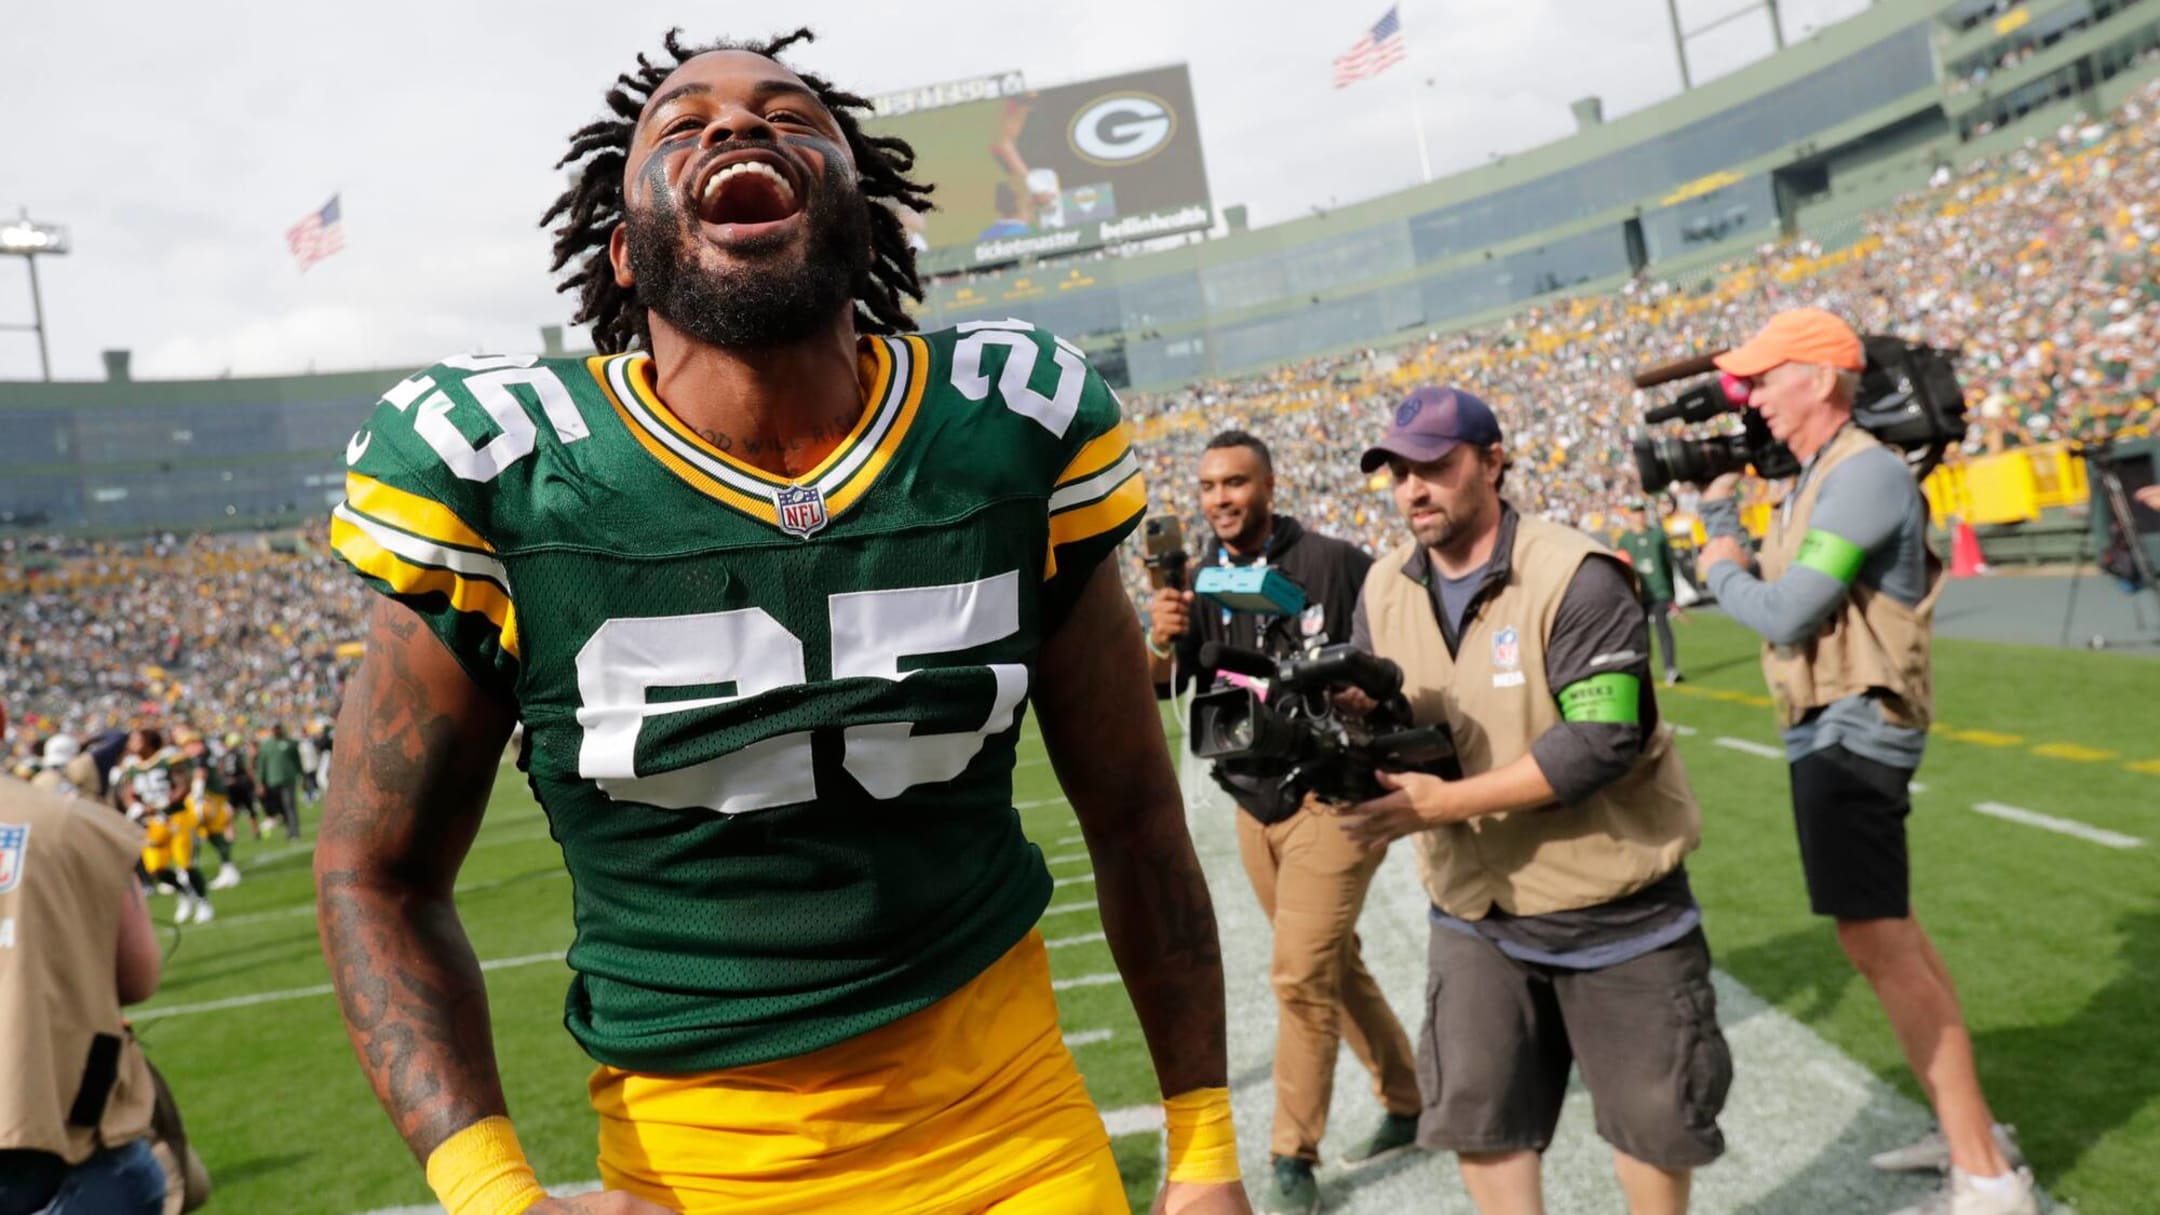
top-left (172, 895), bottom-right (196, 924)
top-left (1885, 1167), bottom-right (2038, 1215)
top-left (210, 865), bottom-right (242, 890)
top-left (190, 900), bottom-right (215, 923)
top-left (1871, 1123), bottom-right (2025, 1174)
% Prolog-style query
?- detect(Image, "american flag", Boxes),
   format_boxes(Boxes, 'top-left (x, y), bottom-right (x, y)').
top-left (286, 195), bottom-right (345, 272)
top-left (1333, 6), bottom-right (1409, 88)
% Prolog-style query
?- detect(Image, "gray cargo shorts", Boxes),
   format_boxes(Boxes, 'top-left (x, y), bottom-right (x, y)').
top-left (1415, 923), bottom-right (1731, 1170)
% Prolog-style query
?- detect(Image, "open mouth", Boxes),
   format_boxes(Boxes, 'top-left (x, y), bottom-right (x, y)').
top-left (694, 155), bottom-right (803, 228)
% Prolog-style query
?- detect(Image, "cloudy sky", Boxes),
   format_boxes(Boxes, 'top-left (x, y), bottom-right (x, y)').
top-left (0, 0), bottom-right (1870, 382)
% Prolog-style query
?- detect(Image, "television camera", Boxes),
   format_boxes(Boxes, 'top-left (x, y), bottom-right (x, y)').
top-left (1182, 563), bottom-right (1459, 806)
top-left (1630, 335), bottom-right (1969, 493)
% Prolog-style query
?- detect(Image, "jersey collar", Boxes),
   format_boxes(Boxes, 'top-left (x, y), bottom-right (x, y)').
top-left (593, 334), bottom-right (929, 534)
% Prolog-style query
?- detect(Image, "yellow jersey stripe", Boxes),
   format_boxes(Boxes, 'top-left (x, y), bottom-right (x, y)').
top-left (344, 472), bottom-right (494, 553)
top-left (331, 515), bottom-right (522, 659)
top-left (1048, 451), bottom-right (1141, 516)
top-left (823, 335), bottom-right (929, 518)
top-left (590, 354), bottom-right (779, 523)
top-left (1042, 472), bottom-right (1146, 581)
top-left (1054, 421), bottom-right (1134, 488)
top-left (623, 341), bottom-right (896, 490)
top-left (593, 340), bottom-right (925, 531)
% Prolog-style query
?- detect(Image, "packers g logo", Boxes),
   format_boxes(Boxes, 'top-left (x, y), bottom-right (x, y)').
top-left (1069, 92), bottom-right (1176, 166)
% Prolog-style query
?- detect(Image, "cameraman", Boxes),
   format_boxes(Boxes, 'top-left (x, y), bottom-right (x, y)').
top-left (1339, 387), bottom-right (1727, 1215)
top-left (1146, 430), bottom-right (1421, 1215)
top-left (0, 774), bottom-right (166, 1215)
top-left (1696, 310), bottom-right (2033, 1215)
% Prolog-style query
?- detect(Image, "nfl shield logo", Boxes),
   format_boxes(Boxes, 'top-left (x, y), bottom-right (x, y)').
top-left (1492, 626), bottom-right (1521, 670)
top-left (1299, 603), bottom-right (1328, 638)
top-left (773, 484), bottom-right (829, 539)
top-left (0, 823), bottom-right (28, 895)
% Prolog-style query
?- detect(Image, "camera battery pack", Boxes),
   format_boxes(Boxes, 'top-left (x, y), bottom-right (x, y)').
top-left (1195, 565), bottom-right (1308, 616)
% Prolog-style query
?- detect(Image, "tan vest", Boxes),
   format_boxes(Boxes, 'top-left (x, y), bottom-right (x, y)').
top-left (1361, 514), bottom-right (1701, 918)
top-left (1759, 426), bottom-right (1944, 730)
top-left (28, 755), bottom-right (102, 802)
top-left (0, 777), bottom-right (157, 1162)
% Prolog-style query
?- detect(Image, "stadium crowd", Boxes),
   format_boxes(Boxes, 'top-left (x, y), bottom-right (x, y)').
top-left (6, 78), bottom-right (2159, 773)
top-left (2, 528), bottom-right (362, 781)
top-left (1124, 71), bottom-right (2160, 576)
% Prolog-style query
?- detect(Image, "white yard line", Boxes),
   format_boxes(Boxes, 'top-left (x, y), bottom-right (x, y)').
top-left (1041, 900), bottom-right (1095, 918)
top-left (1046, 930), bottom-right (1107, 950)
top-left (1049, 971), bottom-right (1120, 992)
top-left (1051, 874), bottom-right (1096, 889)
top-left (1063, 1028), bottom-right (1114, 1049)
top-left (188, 868), bottom-right (569, 932)
top-left (1714, 736), bottom-right (1785, 760)
top-left (1100, 1102), bottom-right (1166, 1137)
top-left (1045, 851), bottom-right (1089, 865)
top-left (1056, 833), bottom-right (1084, 847)
top-left (1973, 801), bottom-right (2143, 849)
top-left (135, 952), bottom-right (565, 1022)
top-left (1671, 723), bottom-right (1700, 736)
top-left (1015, 796), bottom-right (1068, 810)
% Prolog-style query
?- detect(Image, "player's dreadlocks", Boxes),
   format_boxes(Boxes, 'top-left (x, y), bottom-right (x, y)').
top-left (541, 28), bottom-right (934, 354)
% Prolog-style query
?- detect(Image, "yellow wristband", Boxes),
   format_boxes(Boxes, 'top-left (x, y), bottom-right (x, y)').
top-left (1163, 1087), bottom-right (1241, 1184)
top-left (423, 1116), bottom-right (550, 1215)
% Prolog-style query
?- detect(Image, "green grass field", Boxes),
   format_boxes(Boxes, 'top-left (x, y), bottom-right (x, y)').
top-left (137, 616), bottom-right (2158, 1214)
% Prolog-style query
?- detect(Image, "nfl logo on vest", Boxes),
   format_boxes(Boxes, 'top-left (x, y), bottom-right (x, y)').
top-left (0, 823), bottom-right (27, 894)
top-left (774, 484), bottom-right (829, 539)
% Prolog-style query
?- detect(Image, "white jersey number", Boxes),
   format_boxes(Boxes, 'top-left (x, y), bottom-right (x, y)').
top-left (377, 354), bottom-right (589, 483)
top-left (573, 572), bottom-right (1027, 815)
top-left (950, 320), bottom-right (1087, 439)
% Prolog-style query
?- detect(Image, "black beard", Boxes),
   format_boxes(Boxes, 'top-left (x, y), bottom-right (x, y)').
top-left (626, 149), bottom-right (873, 350)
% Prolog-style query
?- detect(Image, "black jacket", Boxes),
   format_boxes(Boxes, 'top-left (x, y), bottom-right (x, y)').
top-left (1157, 514), bottom-right (1373, 823)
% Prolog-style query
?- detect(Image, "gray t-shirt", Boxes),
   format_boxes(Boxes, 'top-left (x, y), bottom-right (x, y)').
top-left (1432, 565), bottom-right (1484, 638)
top-left (1702, 439), bottom-right (1932, 770)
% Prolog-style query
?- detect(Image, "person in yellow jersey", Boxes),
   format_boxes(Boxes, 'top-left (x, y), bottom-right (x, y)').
top-left (315, 27), bottom-right (1248, 1215)
top-left (115, 729), bottom-right (213, 925)
top-left (175, 730), bottom-right (241, 891)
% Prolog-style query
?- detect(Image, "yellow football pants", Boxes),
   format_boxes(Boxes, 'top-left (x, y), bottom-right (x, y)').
top-left (140, 809), bottom-right (199, 872)
top-left (590, 929), bottom-right (1125, 1214)
top-left (191, 793), bottom-right (233, 837)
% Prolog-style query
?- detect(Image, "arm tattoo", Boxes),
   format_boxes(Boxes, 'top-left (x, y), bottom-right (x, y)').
top-left (1039, 563), bottom-right (1231, 1097)
top-left (1088, 824), bottom-right (1229, 1094)
top-left (316, 598), bottom-right (514, 1161)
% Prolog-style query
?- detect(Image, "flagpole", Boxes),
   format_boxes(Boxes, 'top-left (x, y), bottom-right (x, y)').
top-left (1399, 8), bottom-right (1432, 184)
top-left (1407, 79), bottom-right (1433, 184)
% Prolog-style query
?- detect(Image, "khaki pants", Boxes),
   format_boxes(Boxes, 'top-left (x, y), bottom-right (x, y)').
top-left (1238, 805), bottom-right (1422, 1162)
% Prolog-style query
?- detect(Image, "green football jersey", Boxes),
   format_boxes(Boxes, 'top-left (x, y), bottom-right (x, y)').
top-left (192, 754), bottom-right (228, 800)
top-left (330, 322), bottom-right (1144, 1073)
top-left (120, 750), bottom-right (190, 815)
top-left (1614, 527), bottom-right (1675, 601)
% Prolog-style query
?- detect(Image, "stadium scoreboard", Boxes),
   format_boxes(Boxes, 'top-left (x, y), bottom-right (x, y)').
top-left (868, 64), bottom-right (1214, 274)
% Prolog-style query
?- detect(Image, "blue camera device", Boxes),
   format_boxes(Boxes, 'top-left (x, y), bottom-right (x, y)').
top-left (1193, 565), bottom-right (1308, 616)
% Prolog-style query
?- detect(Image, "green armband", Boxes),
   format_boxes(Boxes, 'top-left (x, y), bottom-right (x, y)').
top-left (1557, 673), bottom-right (1640, 724)
top-left (1793, 529), bottom-right (1866, 584)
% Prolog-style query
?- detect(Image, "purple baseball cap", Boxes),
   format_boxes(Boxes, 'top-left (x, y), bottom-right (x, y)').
top-left (1358, 386), bottom-right (1504, 474)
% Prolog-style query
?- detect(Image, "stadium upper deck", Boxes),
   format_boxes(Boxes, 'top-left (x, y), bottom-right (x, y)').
top-left (3, 0), bottom-right (2157, 535)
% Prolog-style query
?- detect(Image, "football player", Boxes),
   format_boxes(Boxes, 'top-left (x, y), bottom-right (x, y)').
top-left (219, 731), bottom-right (265, 840)
top-left (116, 728), bottom-right (215, 923)
top-left (178, 729), bottom-right (243, 889)
top-left (317, 28), bottom-right (1247, 1215)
